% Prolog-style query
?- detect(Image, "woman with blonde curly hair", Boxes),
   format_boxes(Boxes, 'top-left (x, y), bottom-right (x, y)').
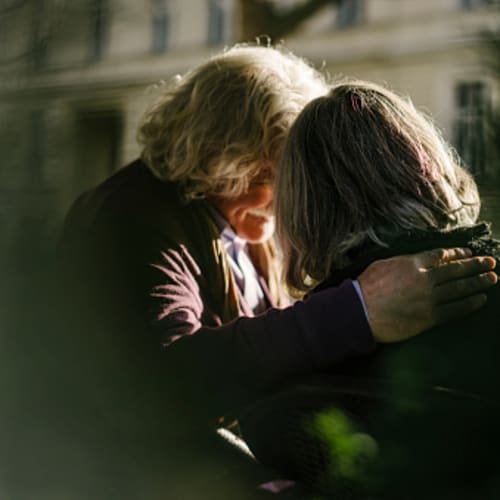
top-left (59, 47), bottom-right (495, 435)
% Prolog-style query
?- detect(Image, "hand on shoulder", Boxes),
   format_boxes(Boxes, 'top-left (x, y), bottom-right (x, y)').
top-left (358, 247), bottom-right (497, 343)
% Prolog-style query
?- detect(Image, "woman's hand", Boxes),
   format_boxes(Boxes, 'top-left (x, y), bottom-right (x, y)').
top-left (358, 248), bottom-right (497, 343)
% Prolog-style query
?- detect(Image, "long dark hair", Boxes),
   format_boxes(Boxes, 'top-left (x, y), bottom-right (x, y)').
top-left (276, 79), bottom-right (480, 295)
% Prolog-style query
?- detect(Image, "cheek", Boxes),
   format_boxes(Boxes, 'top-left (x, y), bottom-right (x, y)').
top-left (237, 214), bottom-right (275, 243)
top-left (244, 185), bottom-right (273, 208)
top-left (208, 184), bottom-right (274, 241)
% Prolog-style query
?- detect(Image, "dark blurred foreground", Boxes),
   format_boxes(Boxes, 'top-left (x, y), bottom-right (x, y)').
top-left (0, 261), bottom-right (286, 500)
top-left (1, 220), bottom-right (500, 500)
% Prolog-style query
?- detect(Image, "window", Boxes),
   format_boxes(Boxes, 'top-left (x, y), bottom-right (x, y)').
top-left (12, 214), bottom-right (49, 267)
top-left (207, 0), bottom-right (227, 46)
top-left (453, 82), bottom-right (489, 178)
top-left (29, 109), bottom-right (46, 186)
top-left (460, 0), bottom-right (496, 9)
top-left (89, 0), bottom-right (109, 61)
top-left (336, 0), bottom-right (362, 28)
top-left (32, 0), bottom-right (48, 69)
top-left (75, 110), bottom-right (123, 193)
top-left (151, 0), bottom-right (170, 53)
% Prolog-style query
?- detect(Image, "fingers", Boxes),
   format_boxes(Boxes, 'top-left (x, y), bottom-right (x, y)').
top-left (433, 294), bottom-right (488, 325)
top-left (429, 256), bottom-right (497, 286)
top-left (417, 247), bottom-right (473, 268)
top-left (432, 271), bottom-right (497, 304)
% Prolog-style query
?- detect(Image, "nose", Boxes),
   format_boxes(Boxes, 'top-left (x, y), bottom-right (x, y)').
top-left (256, 184), bottom-right (274, 207)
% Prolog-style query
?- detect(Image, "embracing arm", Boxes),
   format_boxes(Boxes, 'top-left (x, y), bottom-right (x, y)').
top-left (152, 245), bottom-right (497, 419)
top-left (149, 246), bottom-right (374, 417)
top-left (61, 190), bottom-right (496, 421)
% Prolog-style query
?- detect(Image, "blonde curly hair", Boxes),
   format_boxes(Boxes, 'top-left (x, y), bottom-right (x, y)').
top-left (137, 44), bottom-right (328, 201)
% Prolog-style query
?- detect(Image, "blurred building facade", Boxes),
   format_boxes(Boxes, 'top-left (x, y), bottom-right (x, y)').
top-left (1, 0), bottom-right (499, 265)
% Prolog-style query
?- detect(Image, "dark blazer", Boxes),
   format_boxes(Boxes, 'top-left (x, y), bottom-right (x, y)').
top-left (57, 159), bottom-right (374, 420)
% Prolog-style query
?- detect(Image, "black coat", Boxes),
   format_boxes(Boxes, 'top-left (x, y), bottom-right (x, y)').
top-left (239, 223), bottom-right (500, 498)
top-left (316, 222), bottom-right (500, 400)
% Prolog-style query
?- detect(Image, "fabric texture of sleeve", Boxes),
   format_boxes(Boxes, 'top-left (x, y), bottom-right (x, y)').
top-left (160, 276), bottom-right (375, 418)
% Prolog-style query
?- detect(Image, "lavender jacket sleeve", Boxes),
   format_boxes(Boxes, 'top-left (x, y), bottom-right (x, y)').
top-left (150, 247), bottom-right (375, 417)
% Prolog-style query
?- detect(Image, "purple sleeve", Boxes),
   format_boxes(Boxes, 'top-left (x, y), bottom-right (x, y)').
top-left (222, 279), bottom-right (376, 388)
top-left (161, 277), bottom-right (376, 416)
top-left (148, 245), bottom-right (375, 417)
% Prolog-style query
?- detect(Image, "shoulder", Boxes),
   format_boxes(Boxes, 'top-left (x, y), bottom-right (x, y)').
top-left (470, 233), bottom-right (500, 260)
top-left (85, 160), bottom-right (177, 214)
top-left (64, 159), bottom-right (188, 232)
